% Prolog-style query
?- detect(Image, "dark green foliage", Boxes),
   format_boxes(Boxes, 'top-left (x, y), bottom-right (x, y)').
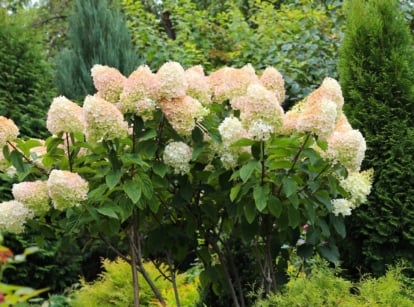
top-left (0, 10), bottom-right (55, 138)
top-left (338, 0), bottom-right (414, 277)
top-left (54, 0), bottom-right (138, 101)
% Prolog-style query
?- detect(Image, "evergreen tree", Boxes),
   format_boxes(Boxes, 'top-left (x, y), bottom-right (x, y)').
top-left (0, 9), bottom-right (55, 138)
top-left (338, 0), bottom-right (414, 277)
top-left (55, 0), bottom-right (138, 101)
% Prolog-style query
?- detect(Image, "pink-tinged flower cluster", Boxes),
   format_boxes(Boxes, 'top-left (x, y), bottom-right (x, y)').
top-left (159, 96), bottom-right (208, 136)
top-left (185, 66), bottom-right (211, 105)
top-left (319, 77), bottom-right (344, 113)
top-left (163, 141), bottom-right (193, 175)
top-left (259, 67), bottom-right (286, 103)
top-left (83, 95), bottom-right (128, 144)
top-left (0, 116), bottom-right (19, 148)
top-left (296, 98), bottom-right (337, 139)
top-left (231, 84), bottom-right (284, 135)
top-left (218, 117), bottom-right (249, 169)
top-left (0, 200), bottom-right (34, 234)
top-left (208, 64), bottom-right (258, 103)
top-left (157, 61), bottom-right (188, 99)
top-left (119, 65), bottom-right (159, 117)
top-left (331, 198), bottom-right (352, 216)
top-left (47, 96), bottom-right (84, 135)
top-left (91, 65), bottom-right (126, 103)
top-left (327, 129), bottom-right (366, 172)
top-left (47, 170), bottom-right (88, 210)
top-left (12, 180), bottom-right (49, 216)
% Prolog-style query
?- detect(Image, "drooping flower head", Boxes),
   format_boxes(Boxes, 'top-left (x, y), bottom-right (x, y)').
top-left (259, 66), bottom-right (286, 104)
top-left (83, 95), bottom-right (129, 144)
top-left (163, 141), bottom-right (193, 175)
top-left (339, 169), bottom-right (373, 208)
top-left (185, 65), bottom-right (211, 105)
top-left (119, 65), bottom-right (159, 117)
top-left (157, 61), bottom-right (188, 99)
top-left (327, 129), bottom-right (366, 172)
top-left (12, 180), bottom-right (49, 216)
top-left (0, 116), bottom-right (19, 148)
top-left (319, 77), bottom-right (344, 113)
top-left (91, 65), bottom-right (126, 103)
top-left (231, 84), bottom-right (284, 135)
top-left (208, 64), bottom-right (258, 103)
top-left (159, 96), bottom-right (209, 136)
top-left (47, 96), bottom-right (84, 135)
top-left (47, 170), bottom-right (88, 210)
top-left (0, 200), bottom-right (34, 234)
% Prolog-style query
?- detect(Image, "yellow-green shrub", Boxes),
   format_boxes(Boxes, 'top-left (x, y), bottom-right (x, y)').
top-left (71, 258), bottom-right (199, 307)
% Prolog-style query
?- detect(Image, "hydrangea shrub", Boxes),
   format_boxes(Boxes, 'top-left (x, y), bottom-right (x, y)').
top-left (0, 61), bottom-right (372, 306)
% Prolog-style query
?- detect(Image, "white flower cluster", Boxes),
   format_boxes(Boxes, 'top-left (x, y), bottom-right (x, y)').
top-left (248, 120), bottom-right (274, 141)
top-left (218, 117), bottom-right (248, 169)
top-left (163, 142), bottom-right (193, 175)
top-left (12, 180), bottom-right (50, 216)
top-left (0, 200), bottom-right (34, 234)
top-left (331, 199), bottom-right (352, 216)
top-left (339, 169), bottom-right (373, 207)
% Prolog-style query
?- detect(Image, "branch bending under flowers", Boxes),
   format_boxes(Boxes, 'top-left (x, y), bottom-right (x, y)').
top-left (6, 141), bottom-right (48, 176)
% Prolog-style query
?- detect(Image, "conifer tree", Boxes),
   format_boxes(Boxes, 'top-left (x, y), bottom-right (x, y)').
top-left (55, 0), bottom-right (138, 101)
top-left (338, 0), bottom-right (414, 276)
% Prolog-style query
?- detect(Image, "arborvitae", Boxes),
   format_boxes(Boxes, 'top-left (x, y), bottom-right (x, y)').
top-left (55, 0), bottom-right (139, 101)
top-left (338, 0), bottom-right (414, 277)
top-left (0, 9), bottom-right (55, 138)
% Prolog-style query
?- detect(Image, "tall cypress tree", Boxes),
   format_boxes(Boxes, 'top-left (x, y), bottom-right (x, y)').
top-left (338, 0), bottom-right (414, 277)
top-left (55, 0), bottom-right (139, 101)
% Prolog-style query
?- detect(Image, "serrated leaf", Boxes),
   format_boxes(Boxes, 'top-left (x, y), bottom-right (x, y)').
top-left (97, 207), bottom-right (119, 219)
top-left (283, 177), bottom-right (297, 197)
top-left (244, 202), bottom-right (256, 224)
top-left (239, 160), bottom-right (259, 182)
top-left (153, 161), bottom-right (167, 177)
top-left (253, 185), bottom-right (270, 212)
top-left (139, 129), bottom-right (157, 141)
top-left (318, 244), bottom-right (339, 264)
top-left (106, 169), bottom-right (122, 189)
top-left (123, 180), bottom-right (141, 204)
top-left (288, 205), bottom-right (300, 228)
top-left (331, 215), bottom-right (346, 238)
top-left (9, 150), bottom-right (25, 173)
top-left (268, 195), bottom-right (283, 217)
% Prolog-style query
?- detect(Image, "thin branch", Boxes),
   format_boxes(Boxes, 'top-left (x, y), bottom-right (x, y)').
top-left (6, 141), bottom-right (48, 175)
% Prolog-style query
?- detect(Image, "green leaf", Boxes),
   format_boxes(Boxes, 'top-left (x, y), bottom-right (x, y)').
top-left (331, 215), bottom-right (346, 238)
top-left (268, 160), bottom-right (291, 169)
top-left (283, 177), bottom-right (297, 197)
top-left (318, 244), bottom-right (339, 264)
top-left (268, 195), bottom-right (283, 217)
top-left (9, 150), bottom-right (25, 173)
top-left (230, 184), bottom-right (241, 202)
top-left (106, 169), bottom-right (122, 189)
top-left (139, 129), bottom-right (157, 141)
top-left (97, 207), bottom-right (119, 219)
top-left (88, 184), bottom-right (108, 200)
top-left (148, 196), bottom-right (160, 213)
top-left (288, 205), bottom-right (300, 228)
top-left (239, 160), bottom-right (259, 182)
top-left (123, 180), bottom-right (141, 204)
top-left (253, 185), bottom-right (270, 212)
top-left (244, 202), bottom-right (256, 224)
top-left (231, 138), bottom-right (256, 147)
top-left (153, 161), bottom-right (167, 177)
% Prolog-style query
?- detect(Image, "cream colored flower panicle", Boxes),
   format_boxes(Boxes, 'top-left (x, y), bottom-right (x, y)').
top-left (12, 180), bottom-right (50, 216)
top-left (163, 141), bottom-right (193, 175)
top-left (208, 64), bottom-right (258, 103)
top-left (0, 200), bottom-right (34, 234)
top-left (83, 95), bottom-right (129, 144)
top-left (119, 65), bottom-right (159, 116)
top-left (159, 96), bottom-right (209, 136)
top-left (331, 198), bottom-right (352, 216)
top-left (47, 96), bottom-right (84, 135)
top-left (0, 116), bottom-right (19, 147)
top-left (231, 84), bottom-right (284, 137)
top-left (259, 66), bottom-right (286, 103)
top-left (339, 169), bottom-right (373, 208)
top-left (327, 129), bottom-right (366, 172)
top-left (47, 170), bottom-right (88, 210)
top-left (319, 77), bottom-right (344, 113)
top-left (91, 65), bottom-right (126, 103)
top-left (185, 65), bottom-right (211, 105)
top-left (157, 61), bottom-right (188, 99)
